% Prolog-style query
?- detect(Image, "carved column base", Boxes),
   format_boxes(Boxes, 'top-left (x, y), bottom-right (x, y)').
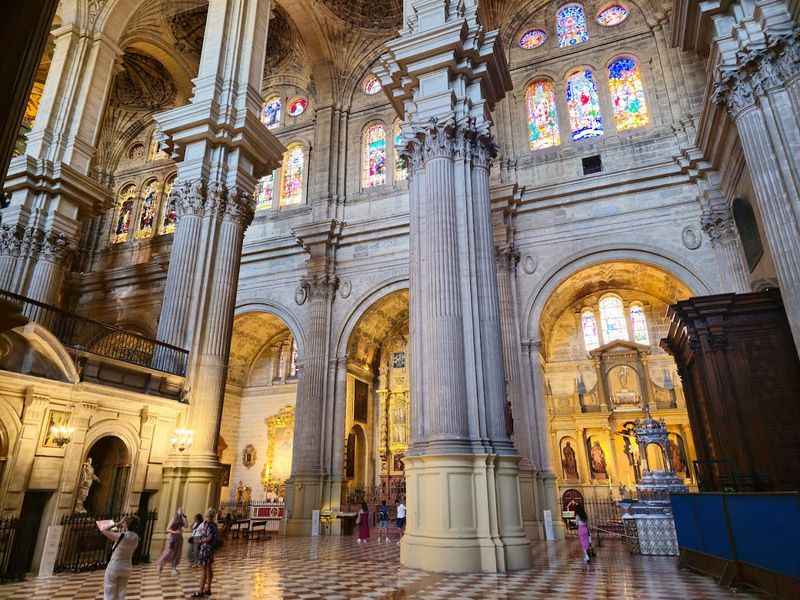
top-left (283, 474), bottom-right (323, 536)
top-left (400, 453), bottom-right (532, 573)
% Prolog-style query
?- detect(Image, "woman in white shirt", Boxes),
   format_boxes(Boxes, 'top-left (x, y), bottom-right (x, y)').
top-left (100, 515), bottom-right (140, 600)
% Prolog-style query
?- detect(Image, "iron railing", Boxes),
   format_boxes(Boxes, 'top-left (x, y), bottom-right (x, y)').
top-left (562, 498), bottom-right (625, 542)
top-left (0, 289), bottom-right (188, 377)
top-left (54, 511), bottom-right (157, 573)
top-left (0, 518), bottom-right (19, 582)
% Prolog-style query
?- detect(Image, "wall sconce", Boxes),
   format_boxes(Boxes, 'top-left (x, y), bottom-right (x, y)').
top-left (49, 423), bottom-right (75, 447)
top-left (170, 428), bottom-right (194, 453)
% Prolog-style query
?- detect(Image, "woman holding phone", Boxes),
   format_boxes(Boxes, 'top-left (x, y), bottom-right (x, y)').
top-left (99, 515), bottom-right (140, 600)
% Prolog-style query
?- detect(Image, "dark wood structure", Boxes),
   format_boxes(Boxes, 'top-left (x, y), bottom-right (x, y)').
top-left (661, 290), bottom-right (800, 492)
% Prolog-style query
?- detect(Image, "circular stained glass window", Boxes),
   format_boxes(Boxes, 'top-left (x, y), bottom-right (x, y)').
top-left (287, 97), bottom-right (307, 117)
top-left (519, 29), bottom-right (548, 50)
top-left (596, 5), bottom-right (629, 26)
top-left (363, 76), bottom-right (382, 95)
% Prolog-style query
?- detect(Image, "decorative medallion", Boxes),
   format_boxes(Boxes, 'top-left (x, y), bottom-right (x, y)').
top-left (287, 97), bottom-right (308, 117)
top-left (242, 444), bottom-right (257, 468)
top-left (362, 76), bottom-right (382, 96)
top-left (597, 5), bottom-right (629, 26)
top-left (294, 284), bottom-right (308, 305)
top-left (519, 29), bottom-right (548, 50)
top-left (522, 255), bottom-right (538, 274)
top-left (339, 280), bottom-right (352, 299)
top-left (682, 226), bottom-right (702, 250)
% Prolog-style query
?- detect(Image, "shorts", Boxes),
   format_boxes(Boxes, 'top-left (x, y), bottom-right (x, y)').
top-left (396, 517), bottom-right (406, 529)
top-left (378, 520), bottom-right (388, 529)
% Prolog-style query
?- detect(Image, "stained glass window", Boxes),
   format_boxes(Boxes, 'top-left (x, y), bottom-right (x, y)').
top-left (363, 76), bottom-right (381, 95)
top-left (608, 56), bottom-right (649, 131)
top-left (287, 97), bottom-right (307, 117)
top-left (520, 29), bottom-right (547, 49)
top-left (566, 69), bottom-right (604, 141)
top-left (362, 123), bottom-right (387, 188)
top-left (394, 121), bottom-right (407, 182)
top-left (597, 5), bottom-right (629, 26)
top-left (112, 185), bottom-right (137, 244)
top-left (582, 310), bottom-right (600, 351)
top-left (557, 4), bottom-right (589, 48)
top-left (135, 180), bottom-right (159, 239)
top-left (261, 96), bottom-right (282, 129)
top-left (599, 296), bottom-right (628, 343)
top-left (280, 143), bottom-right (304, 206)
top-left (526, 79), bottom-right (560, 150)
top-left (160, 175), bottom-right (177, 234)
top-left (630, 304), bottom-right (650, 345)
top-left (256, 173), bottom-right (275, 210)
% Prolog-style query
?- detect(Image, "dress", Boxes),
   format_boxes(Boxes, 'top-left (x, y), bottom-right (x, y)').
top-left (104, 531), bottom-right (139, 600)
top-left (357, 510), bottom-right (370, 540)
top-left (156, 517), bottom-right (185, 569)
top-left (576, 515), bottom-right (590, 553)
top-left (196, 521), bottom-right (219, 566)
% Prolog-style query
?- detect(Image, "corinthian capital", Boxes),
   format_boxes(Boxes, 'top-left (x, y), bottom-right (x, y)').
top-left (495, 244), bottom-right (520, 274)
top-left (700, 206), bottom-right (738, 245)
top-left (0, 224), bottom-right (23, 257)
top-left (172, 179), bottom-right (207, 218)
top-left (302, 272), bottom-right (339, 303)
top-left (40, 231), bottom-right (74, 263)
top-left (223, 189), bottom-right (256, 229)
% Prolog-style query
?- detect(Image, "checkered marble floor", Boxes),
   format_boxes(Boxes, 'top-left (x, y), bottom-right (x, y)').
top-left (0, 535), bottom-right (761, 599)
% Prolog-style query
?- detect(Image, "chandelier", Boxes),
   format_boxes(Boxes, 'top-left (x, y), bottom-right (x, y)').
top-left (49, 423), bottom-right (75, 447)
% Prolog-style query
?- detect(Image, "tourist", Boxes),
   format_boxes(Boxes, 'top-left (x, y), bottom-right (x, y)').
top-left (573, 502), bottom-right (591, 562)
top-left (187, 513), bottom-right (203, 567)
top-left (156, 507), bottom-right (187, 574)
top-left (356, 501), bottom-right (370, 543)
top-left (395, 498), bottom-right (406, 545)
top-left (100, 515), bottom-right (140, 600)
top-left (377, 500), bottom-right (389, 543)
top-left (192, 508), bottom-right (220, 597)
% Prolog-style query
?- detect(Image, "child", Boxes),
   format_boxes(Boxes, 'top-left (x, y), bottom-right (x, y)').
top-left (377, 500), bottom-right (389, 543)
top-left (574, 502), bottom-right (591, 562)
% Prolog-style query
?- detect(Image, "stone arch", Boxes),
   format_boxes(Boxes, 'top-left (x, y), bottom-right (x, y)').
top-left (523, 245), bottom-right (713, 341)
top-left (12, 322), bottom-right (80, 384)
top-left (234, 301), bottom-right (306, 360)
top-left (82, 431), bottom-right (135, 515)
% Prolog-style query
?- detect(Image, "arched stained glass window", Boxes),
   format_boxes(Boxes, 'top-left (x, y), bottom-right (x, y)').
top-left (526, 79), bottom-right (560, 150)
top-left (520, 29), bottom-right (548, 49)
top-left (363, 75), bottom-right (381, 95)
top-left (565, 69), bottom-right (604, 141)
top-left (597, 4), bottom-right (629, 26)
top-left (160, 175), bottom-right (177, 234)
top-left (582, 310), bottom-right (600, 351)
top-left (112, 185), bottom-right (137, 244)
top-left (256, 173), bottom-right (275, 210)
top-left (608, 56), bottom-right (649, 131)
top-left (280, 144), bottom-right (304, 206)
top-left (136, 180), bottom-right (159, 239)
top-left (394, 121), bottom-right (407, 183)
top-left (288, 97), bottom-right (307, 117)
top-left (599, 295), bottom-right (628, 343)
top-left (261, 96), bottom-right (282, 129)
top-left (630, 304), bottom-right (650, 345)
top-left (362, 123), bottom-right (387, 188)
top-left (557, 4), bottom-right (589, 48)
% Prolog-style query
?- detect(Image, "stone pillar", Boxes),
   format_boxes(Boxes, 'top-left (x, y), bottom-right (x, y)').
top-left (699, 182), bottom-right (751, 293)
top-left (321, 354), bottom-right (347, 529)
top-left (151, 0), bottom-right (283, 524)
top-left (285, 221), bottom-right (340, 534)
top-left (713, 30), bottom-right (800, 353)
top-left (375, 0), bottom-right (531, 573)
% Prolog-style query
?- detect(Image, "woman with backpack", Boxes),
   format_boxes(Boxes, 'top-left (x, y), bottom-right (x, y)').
top-left (192, 508), bottom-right (220, 597)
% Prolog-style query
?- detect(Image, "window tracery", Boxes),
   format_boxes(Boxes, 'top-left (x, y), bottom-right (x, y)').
top-left (599, 295), bottom-right (628, 343)
top-left (526, 79), bottom-right (560, 150)
top-left (566, 69), bottom-right (603, 141)
top-left (280, 143), bottom-right (305, 206)
top-left (362, 123), bottom-right (387, 188)
top-left (556, 4), bottom-right (589, 48)
top-left (112, 185), bottom-right (137, 244)
top-left (608, 56), bottom-right (648, 131)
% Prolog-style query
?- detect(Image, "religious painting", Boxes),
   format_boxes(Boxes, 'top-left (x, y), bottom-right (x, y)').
top-left (389, 393), bottom-right (409, 454)
top-left (608, 365), bottom-right (641, 406)
top-left (220, 463), bottom-right (231, 487)
top-left (393, 453), bottom-right (405, 472)
top-left (112, 185), bottom-right (137, 244)
top-left (262, 405), bottom-right (294, 493)
top-left (160, 175), bottom-right (177, 234)
top-left (556, 4), bottom-right (589, 48)
top-left (565, 69), bottom-right (603, 141)
top-left (42, 410), bottom-right (70, 448)
top-left (587, 437), bottom-right (608, 479)
top-left (608, 56), bottom-right (649, 131)
top-left (362, 123), bottom-right (387, 188)
top-left (261, 96), bottom-right (282, 129)
top-left (279, 144), bottom-right (304, 206)
top-left (135, 180), bottom-right (159, 239)
top-left (526, 79), bottom-right (560, 151)
top-left (354, 379), bottom-right (369, 423)
top-left (668, 433), bottom-right (689, 478)
top-left (560, 438), bottom-right (580, 481)
top-left (256, 173), bottom-right (275, 210)
top-left (242, 444), bottom-right (256, 468)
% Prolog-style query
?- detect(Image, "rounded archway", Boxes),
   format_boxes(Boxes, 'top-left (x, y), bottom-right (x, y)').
top-left (85, 435), bottom-right (131, 516)
top-left (537, 260), bottom-right (697, 500)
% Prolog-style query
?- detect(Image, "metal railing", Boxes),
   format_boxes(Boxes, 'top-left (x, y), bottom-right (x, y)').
top-left (0, 518), bottom-right (19, 582)
top-left (563, 498), bottom-right (625, 541)
top-left (0, 289), bottom-right (188, 377)
top-left (54, 511), bottom-right (157, 573)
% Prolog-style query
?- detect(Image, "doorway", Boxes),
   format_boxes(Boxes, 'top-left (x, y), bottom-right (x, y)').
top-left (7, 491), bottom-right (51, 577)
top-left (85, 436), bottom-right (130, 515)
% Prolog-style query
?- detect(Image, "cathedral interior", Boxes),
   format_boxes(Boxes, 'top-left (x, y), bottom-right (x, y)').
top-left (0, 0), bottom-right (799, 597)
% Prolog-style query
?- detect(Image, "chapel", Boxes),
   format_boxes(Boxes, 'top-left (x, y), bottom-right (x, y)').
top-left (0, 0), bottom-right (799, 592)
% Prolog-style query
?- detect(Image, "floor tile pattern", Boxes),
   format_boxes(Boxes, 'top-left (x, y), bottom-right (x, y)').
top-left (0, 535), bottom-right (761, 599)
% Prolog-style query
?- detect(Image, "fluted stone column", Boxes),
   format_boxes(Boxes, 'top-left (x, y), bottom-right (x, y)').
top-left (700, 203), bottom-right (752, 293)
top-left (151, 0), bottom-right (283, 529)
top-left (375, 0), bottom-right (531, 573)
top-left (713, 29), bottom-right (800, 353)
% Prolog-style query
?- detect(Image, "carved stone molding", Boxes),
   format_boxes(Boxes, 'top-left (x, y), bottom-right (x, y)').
top-left (40, 230), bottom-right (74, 264)
top-left (302, 272), bottom-right (339, 303)
top-left (402, 121), bottom-right (498, 175)
top-left (171, 179), bottom-right (255, 229)
top-left (0, 224), bottom-right (23, 257)
top-left (495, 244), bottom-right (520, 274)
top-left (700, 206), bottom-right (739, 245)
top-left (223, 190), bottom-right (256, 229)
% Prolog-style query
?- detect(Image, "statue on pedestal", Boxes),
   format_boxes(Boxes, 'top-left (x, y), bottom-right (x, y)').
top-left (75, 458), bottom-right (100, 514)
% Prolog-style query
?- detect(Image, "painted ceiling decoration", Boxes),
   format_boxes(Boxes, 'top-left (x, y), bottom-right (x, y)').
top-left (317, 0), bottom-right (403, 32)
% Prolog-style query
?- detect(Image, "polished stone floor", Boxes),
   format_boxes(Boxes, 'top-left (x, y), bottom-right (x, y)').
top-left (0, 536), bottom-right (760, 599)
